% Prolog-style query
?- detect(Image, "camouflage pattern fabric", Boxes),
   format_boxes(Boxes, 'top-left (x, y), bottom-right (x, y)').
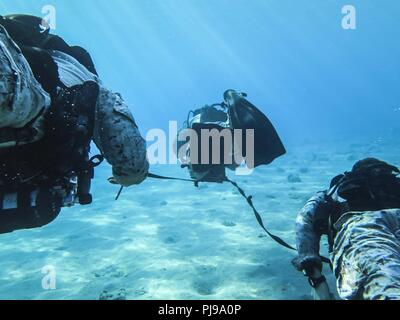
top-left (333, 209), bottom-right (400, 300)
top-left (0, 25), bottom-right (50, 145)
top-left (0, 27), bottom-right (148, 185)
top-left (295, 191), bottom-right (400, 300)
top-left (93, 87), bottom-right (149, 186)
top-left (51, 49), bottom-right (149, 186)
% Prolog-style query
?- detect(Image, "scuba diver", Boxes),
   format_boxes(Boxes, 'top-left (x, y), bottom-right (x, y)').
top-left (0, 14), bottom-right (148, 234)
top-left (293, 158), bottom-right (400, 300)
top-left (177, 90), bottom-right (286, 183)
top-left (171, 90), bottom-right (296, 251)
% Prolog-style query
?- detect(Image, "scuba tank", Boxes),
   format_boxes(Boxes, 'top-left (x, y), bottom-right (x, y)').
top-left (179, 102), bottom-right (233, 183)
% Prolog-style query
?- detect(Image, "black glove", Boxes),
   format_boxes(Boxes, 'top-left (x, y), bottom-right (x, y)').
top-left (292, 255), bottom-right (323, 273)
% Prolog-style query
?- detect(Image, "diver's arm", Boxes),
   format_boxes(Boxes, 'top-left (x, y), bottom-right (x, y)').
top-left (292, 191), bottom-right (334, 300)
top-left (93, 87), bottom-right (149, 187)
top-left (292, 192), bottom-right (328, 272)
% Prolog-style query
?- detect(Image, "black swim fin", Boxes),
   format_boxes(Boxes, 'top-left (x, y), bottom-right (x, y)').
top-left (225, 90), bottom-right (286, 168)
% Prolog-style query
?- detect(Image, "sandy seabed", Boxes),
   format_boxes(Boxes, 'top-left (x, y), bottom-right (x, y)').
top-left (0, 137), bottom-right (398, 300)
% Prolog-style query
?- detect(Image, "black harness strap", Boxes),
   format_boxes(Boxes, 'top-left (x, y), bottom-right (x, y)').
top-left (115, 186), bottom-right (124, 201)
top-left (147, 173), bottom-right (197, 183)
top-left (226, 178), bottom-right (297, 251)
top-left (227, 178), bottom-right (332, 266)
top-left (114, 173), bottom-right (197, 200)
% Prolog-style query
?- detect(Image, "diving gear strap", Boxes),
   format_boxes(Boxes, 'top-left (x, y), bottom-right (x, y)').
top-left (226, 178), bottom-right (330, 265)
top-left (226, 178), bottom-right (297, 251)
top-left (114, 173), bottom-right (198, 200)
top-left (147, 173), bottom-right (198, 183)
top-left (115, 186), bottom-right (124, 201)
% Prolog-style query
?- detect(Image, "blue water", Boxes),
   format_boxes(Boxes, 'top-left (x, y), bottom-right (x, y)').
top-left (0, 1), bottom-right (399, 300)
top-left (2, 0), bottom-right (400, 142)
